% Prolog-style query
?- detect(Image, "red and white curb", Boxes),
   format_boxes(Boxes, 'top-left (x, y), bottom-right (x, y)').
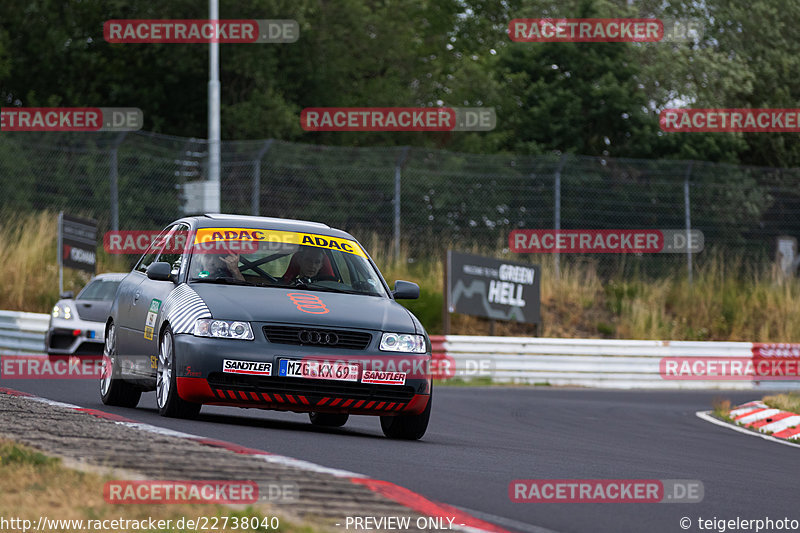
top-left (0, 387), bottom-right (508, 533)
top-left (696, 400), bottom-right (800, 448)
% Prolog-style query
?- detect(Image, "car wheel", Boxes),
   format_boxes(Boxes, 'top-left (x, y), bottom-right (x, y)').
top-left (100, 322), bottom-right (142, 408)
top-left (309, 412), bottom-right (349, 427)
top-left (380, 386), bottom-right (432, 440)
top-left (157, 327), bottom-right (201, 419)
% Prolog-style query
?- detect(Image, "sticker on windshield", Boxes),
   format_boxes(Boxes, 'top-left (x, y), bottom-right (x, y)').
top-left (144, 299), bottom-right (161, 340)
top-left (193, 228), bottom-right (367, 257)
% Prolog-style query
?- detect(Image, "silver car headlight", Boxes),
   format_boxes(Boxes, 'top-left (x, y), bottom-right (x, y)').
top-left (379, 333), bottom-right (426, 353)
top-left (52, 303), bottom-right (73, 320)
top-left (194, 319), bottom-right (254, 340)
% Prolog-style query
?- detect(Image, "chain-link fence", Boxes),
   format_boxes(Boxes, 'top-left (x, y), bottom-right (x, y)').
top-left (2, 130), bottom-right (799, 275)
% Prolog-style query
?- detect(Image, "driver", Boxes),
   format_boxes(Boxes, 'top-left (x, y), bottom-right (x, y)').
top-left (282, 246), bottom-right (333, 285)
top-left (195, 247), bottom-right (245, 281)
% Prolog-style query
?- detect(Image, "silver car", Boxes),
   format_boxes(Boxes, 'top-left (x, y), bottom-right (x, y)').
top-left (46, 273), bottom-right (126, 356)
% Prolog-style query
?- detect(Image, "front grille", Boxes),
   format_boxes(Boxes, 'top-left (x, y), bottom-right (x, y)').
top-left (49, 334), bottom-right (74, 350)
top-left (75, 342), bottom-right (104, 355)
top-left (263, 325), bottom-right (371, 350)
top-left (207, 372), bottom-right (415, 403)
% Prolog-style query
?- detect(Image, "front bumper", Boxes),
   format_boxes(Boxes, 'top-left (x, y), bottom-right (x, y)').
top-left (46, 318), bottom-right (105, 355)
top-left (172, 332), bottom-right (432, 416)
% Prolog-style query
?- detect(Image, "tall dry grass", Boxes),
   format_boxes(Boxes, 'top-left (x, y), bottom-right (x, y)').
top-left (0, 211), bottom-right (127, 312)
top-left (3, 212), bottom-right (800, 341)
top-left (368, 236), bottom-right (800, 342)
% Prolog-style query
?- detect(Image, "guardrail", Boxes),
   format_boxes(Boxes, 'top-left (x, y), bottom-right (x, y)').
top-left (0, 310), bottom-right (49, 355)
top-left (1, 309), bottom-right (798, 390)
top-left (431, 335), bottom-right (800, 390)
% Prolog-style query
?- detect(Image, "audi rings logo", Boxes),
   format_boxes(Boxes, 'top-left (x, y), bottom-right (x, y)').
top-left (287, 293), bottom-right (329, 314)
top-left (297, 330), bottom-right (339, 345)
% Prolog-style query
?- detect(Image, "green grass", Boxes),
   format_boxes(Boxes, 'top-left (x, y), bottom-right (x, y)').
top-left (0, 438), bottom-right (324, 532)
top-left (0, 442), bottom-right (60, 466)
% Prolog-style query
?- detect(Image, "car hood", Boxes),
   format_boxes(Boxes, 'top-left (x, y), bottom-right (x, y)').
top-left (190, 284), bottom-right (417, 333)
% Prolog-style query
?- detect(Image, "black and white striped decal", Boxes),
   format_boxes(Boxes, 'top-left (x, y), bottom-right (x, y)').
top-left (162, 284), bottom-right (211, 334)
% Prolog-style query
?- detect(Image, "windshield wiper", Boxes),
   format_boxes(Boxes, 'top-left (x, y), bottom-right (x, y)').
top-left (191, 277), bottom-right (254, 286)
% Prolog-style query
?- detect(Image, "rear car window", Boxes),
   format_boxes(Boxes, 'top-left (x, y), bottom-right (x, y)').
top-left (76, 279), bottom-right (121, 301)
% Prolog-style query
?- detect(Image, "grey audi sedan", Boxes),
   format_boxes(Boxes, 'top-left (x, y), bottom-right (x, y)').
top-left (101, 214), bottom-right (432, 439)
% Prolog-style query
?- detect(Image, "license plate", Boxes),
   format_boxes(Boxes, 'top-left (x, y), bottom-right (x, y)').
top-left (278, 359), bottom-right (359, 382)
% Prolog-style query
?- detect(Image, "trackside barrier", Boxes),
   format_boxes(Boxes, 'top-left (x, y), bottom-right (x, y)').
top-left (1, 310), bottom-right (797, 390)
top-left (0, 310), bottom-right (49, 355)
top-left (430, 335), bottom-right (800, 390)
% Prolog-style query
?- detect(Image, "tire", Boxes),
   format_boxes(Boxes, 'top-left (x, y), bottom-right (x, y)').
top-left (157, 327), bottom-right (201, 419)
top-left (309, 412), bottom-right (349, 427)
top-left (100, 322), bottom-right (142, 408)
top-left (380, 386), bottom-right (432, 440)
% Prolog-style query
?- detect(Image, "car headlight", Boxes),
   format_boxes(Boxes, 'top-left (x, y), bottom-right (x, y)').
top-left (379, 333), bottom-right (426, 353)
top-left (52, 303), bottom-right (73, 320)
top-left (194, 319), bottom-right (254, 340)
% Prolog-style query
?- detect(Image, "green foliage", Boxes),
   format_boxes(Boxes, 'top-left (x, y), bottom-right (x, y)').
top-left (398, 286), bottom-right (443, 335)
top-left (1, 0), bottom-right (800, 166)
top-left (0, 443), bottom-right (59, 467)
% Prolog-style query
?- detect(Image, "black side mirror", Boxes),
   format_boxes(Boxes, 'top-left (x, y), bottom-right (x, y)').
top-left (146, 261), bottom-right (173, 281)
top-left (59, 291), bottom-right (74, 299)
top-left (392, 280), bottom-right (420, 300)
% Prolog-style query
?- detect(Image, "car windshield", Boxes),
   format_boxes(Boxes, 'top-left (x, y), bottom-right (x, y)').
top-left (76, 279), bottom-right (121, 301)
top-left (187, 228), bottom-right (388, 297)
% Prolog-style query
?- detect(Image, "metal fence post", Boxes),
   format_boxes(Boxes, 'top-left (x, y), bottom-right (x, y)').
top-left (684, 161), bottom-right (693, 285)
top-left (252, 140), bottom-right (274, 216)
top-left (394, 147), bottom-right (410, 261)
top-left (554, 154), bottom-right (567, 280)
top-left (109, 131), bottom-right (128, 231)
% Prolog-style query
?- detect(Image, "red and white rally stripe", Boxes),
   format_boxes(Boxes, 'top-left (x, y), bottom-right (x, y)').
top-left (729, 401), bottom-right (800, 441)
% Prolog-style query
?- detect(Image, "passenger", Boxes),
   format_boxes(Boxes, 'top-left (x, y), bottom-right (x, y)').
top-left (282, 246), bottom-right (334, 285)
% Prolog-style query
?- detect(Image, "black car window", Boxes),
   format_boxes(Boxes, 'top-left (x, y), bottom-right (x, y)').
top-left (134, 225), bottom-right (174, 273)
top-left (76, 279), bottom-right (121, 301)
top-left (157, 223), bottom-right (190, 276)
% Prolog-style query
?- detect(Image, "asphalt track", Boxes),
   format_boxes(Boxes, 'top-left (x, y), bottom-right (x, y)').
top-left (1, 377), bottom-right (797, 533)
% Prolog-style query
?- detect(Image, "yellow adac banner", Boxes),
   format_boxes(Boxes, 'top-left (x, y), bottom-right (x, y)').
top-left (193, 228), bottom-right (366, 257)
